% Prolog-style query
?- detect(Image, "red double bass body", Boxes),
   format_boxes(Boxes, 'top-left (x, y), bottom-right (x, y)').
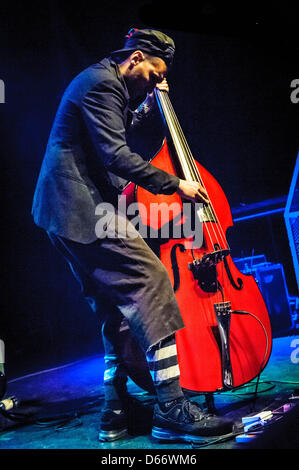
top-left (122, 90), bottom-right (272, 393)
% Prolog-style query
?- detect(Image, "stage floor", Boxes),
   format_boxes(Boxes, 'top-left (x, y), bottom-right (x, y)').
top-left (0, 334), bottom-right (298, 451)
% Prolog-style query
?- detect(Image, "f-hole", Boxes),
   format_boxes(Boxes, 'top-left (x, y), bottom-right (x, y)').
top-left (214, 243), bottom-right (243, 291)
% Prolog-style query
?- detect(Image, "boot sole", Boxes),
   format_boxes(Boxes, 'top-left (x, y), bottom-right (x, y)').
top-left (99, 427), bottom-right (128, 442)
top-left (152, 426), bottom-right (226, 443)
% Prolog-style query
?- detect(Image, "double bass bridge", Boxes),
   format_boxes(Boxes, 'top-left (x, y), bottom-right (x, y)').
top-left (188, 248), bottom-right (230, 293)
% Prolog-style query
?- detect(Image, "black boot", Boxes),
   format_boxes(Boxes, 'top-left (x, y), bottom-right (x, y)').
top-left (99, 394), bottom-right (154, 442)
top-left (152, 397), bottom-right (234, 443)
top-left (99, 406), bottom-right (128, 442)
top-left (99, 376), bottom-right (153, 442)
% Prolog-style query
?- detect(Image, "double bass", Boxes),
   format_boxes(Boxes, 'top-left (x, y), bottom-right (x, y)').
top-left (121, 88), bottom-right (272, 394)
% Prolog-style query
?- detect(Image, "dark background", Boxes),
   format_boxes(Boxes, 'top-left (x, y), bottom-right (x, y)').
top-left (0, 1), bottom-right (298, 378)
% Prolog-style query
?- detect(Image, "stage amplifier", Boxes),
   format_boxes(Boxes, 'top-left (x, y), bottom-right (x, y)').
top-left (255, 263), bottom-right (293, 336)
top-left (234, 258), bottom-right (293, 336)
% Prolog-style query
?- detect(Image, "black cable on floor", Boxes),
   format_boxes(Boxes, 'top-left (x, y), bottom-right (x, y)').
top-left (33, 397), bottom-right (104, 430)
top-left (0, 396), bottom-right (105, 431)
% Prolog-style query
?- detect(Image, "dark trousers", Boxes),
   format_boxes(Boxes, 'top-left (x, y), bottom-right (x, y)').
top-left (47, 212), bottom-right (184, 401)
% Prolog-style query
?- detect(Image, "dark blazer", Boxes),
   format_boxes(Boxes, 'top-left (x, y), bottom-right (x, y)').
top-left (32, 58), bottom-right (179, 243)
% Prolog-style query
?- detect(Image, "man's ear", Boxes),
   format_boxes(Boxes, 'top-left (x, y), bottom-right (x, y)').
top-left (130, 50), bottom-right (145, 66)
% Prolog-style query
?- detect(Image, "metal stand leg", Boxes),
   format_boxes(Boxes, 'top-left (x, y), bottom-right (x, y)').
top-left (204, 393), bottom-right (217, 414)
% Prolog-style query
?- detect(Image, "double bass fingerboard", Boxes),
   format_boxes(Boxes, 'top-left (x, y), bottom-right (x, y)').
top-left (155, 89), bottom-right (217, 224)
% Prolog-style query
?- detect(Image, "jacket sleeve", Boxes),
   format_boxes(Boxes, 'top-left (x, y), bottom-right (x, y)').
top-left (80, 78), bottom-right (179, 195)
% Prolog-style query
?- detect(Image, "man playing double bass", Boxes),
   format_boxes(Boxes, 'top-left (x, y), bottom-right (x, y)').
top-left (32, 28), bottom-right (234, 443)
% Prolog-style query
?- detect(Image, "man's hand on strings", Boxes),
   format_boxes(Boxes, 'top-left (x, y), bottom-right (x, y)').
top-left (145, 78), bottom-right (169, 108)
top-left (146, 79), bottom-right (208, 205)
top-left (177, 180), bottom-right (210, 204)
top-left (155, 78), bottom-right (169, 93)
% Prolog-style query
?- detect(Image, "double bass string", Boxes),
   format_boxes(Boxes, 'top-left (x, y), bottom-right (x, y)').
top-left (156, 89), bottom-right (225, 307)
top-left (160, 91), bottom-right (228, 252)
top-left (157, 90), bottom-right (228, 253)
top-left (159, 91), bottom-right (227, 307)
top-left (157, 90), bottom-right (233, 304)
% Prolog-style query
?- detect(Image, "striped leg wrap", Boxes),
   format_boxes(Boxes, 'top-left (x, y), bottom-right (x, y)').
top-left (146, 335), bottom-right (183, 403)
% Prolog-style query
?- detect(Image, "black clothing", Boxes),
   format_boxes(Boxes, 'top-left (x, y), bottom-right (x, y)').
top-left (32, 55), bottom-right (184, 397)
top-left (47, 213), bottom-right (184, 353)
top-left (32, 58), bottom-right (179, 244)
